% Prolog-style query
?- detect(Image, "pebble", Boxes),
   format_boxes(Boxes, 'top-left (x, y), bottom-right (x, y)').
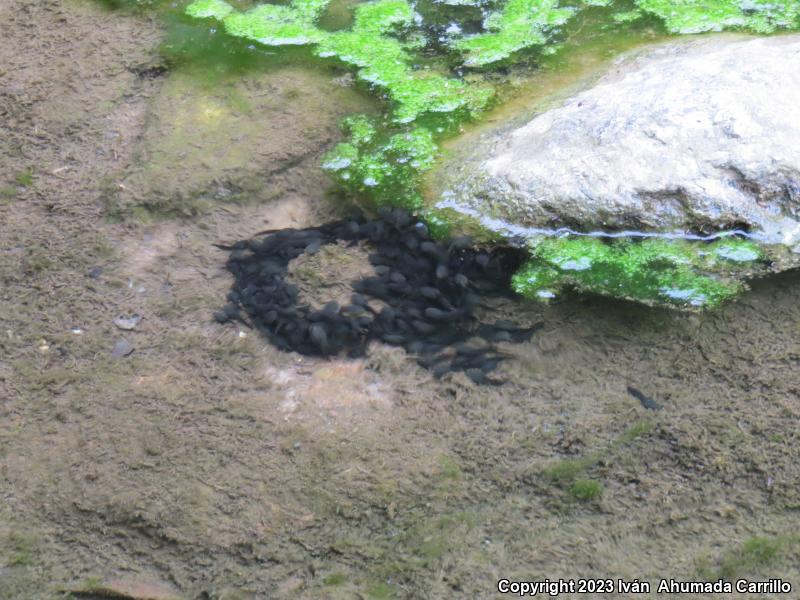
top-left (114, 313), bottom-right (142, 331)
top-left (111, 339), bottom-right (134, 358)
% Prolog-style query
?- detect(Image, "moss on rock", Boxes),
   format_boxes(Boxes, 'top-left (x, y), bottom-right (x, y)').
top-left (185, 0), bottom-right (235, 20)
top-left (322, 116), bottom-right (438, 209)
top-left (511, 237), bottom-right (766, 308)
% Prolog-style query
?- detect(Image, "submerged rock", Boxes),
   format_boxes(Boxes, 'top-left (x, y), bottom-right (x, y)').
top-left (432, 35), bottom-right (800, 307)
top-left (111, 338), bottom-right (135, 358)
top-left (107, 66), bottom-right (372, 219)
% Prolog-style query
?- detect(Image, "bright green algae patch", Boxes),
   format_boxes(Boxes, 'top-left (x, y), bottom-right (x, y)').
top-left (454, 0), bottom-right (574, 67)
top-left (633, 0), bottom-right (800, 34)
top-left (189, 0), bottom-right (327, 45)
top-left (452, 0), bottom-right (800, 67)
top-left (321, 115), bottom-right (438, 209)
top-left (185, 0), bottom-right (234, 20)
top-left (512, 237), bottom-right (764, 309)
top-left (185, 0), bottom-right (493, 124)
top-left (321, 0), bottom-right (492, 124)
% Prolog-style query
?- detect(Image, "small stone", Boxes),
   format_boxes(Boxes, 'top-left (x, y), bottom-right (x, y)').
top-left (491, 330), bottom-right (512, 343)
top-left (114, 313), bottom-right (142, 331)
top-left (222, 303), bottom-right (240, 319)
top-left (111, 339), bottom-right (134, 358)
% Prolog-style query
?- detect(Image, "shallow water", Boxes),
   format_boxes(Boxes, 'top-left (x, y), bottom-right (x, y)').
top-left (1, 0), bottom-right (799, 599)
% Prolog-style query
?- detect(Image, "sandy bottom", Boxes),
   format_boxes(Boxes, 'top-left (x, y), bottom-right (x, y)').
top-left (1, 2), bottom-right (799, 599)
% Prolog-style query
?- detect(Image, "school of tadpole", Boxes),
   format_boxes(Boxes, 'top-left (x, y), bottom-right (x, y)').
top-left (214, 208), bottom-right (543, 383)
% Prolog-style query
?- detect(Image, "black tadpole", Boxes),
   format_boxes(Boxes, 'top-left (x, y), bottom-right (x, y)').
top-left (214, 208), bottom-right (542, 384)
top-left (627, 386), bottom-right (663, 411)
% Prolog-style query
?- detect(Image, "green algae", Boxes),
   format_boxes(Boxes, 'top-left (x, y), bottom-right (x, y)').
top-left (185, 0), bottom-right (492, 208)
top-left (350, 0), bottom-right (415, 33)
top-left (454, 0), bottom-right (574, 67)
top-left (450, 0), bottom-right (800, 69)
top-left (185, 0), bottom-right (234, 20)
top-left (434, 0), bottom-right (484, 6)
top-left (632, 0), bottom-right (800, 34)
top-left (568, 479), bottom-right (603, 501)
top-left (185, 0), bottom-right (495, 207)
top-left (190, 0), bottom-right (329, 45)
top-left (323, 116), bottom-right (438, 209)
top-left (511, 237), bottom-right (765, 308)
top-left (316, 31), bottom-right (492, 124)
top-left (613, 9), bottom-right (644, 24)
top-left (186, 0), bottom-right (493, 125)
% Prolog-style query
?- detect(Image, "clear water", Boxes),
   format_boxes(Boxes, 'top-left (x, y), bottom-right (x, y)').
top-left (97, 0), bottom-right (798, 309)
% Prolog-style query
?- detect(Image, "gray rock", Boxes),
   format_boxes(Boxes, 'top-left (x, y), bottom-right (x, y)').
top-left (111, 339), bottom-right (134, 359)
top-left (434, 35), bottom-right (800, 250)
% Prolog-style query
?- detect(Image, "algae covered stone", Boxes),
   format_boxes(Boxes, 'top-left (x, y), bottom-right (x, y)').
top-left (436, 35), bottom-right (800, 244)
top-left (432, 35), bottom-right (800, 307)
top-left (182, 0), bottom-right (800, 308)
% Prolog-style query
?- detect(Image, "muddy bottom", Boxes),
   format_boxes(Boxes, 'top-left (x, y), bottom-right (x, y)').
top-left (1, 1), bottom-right (799, 599)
